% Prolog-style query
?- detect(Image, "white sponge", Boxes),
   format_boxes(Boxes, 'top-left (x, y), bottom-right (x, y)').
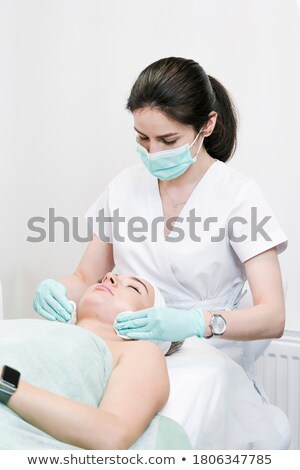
top-left (67, 300), bottom-right (77, 325)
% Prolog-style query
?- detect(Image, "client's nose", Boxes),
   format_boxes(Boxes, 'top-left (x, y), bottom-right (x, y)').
top-left (102, 272), bottom-right (117, 286)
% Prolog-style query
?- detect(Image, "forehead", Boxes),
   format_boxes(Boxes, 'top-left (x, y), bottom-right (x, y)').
top-left (139, 277), bottom-right (155, 301)
top-left (118, 274), bottom-right (155, 301)
top-left (133, 107), bottom-right (187, 134)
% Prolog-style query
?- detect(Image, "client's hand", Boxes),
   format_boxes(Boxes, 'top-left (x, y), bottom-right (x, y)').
top-left (33, 279), bottom-right (74, 322)
top-left (114, 306), bottom-right (206, 341)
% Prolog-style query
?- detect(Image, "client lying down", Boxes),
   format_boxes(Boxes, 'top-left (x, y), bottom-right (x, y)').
top-left (0, 273), bottom-right (171, 450)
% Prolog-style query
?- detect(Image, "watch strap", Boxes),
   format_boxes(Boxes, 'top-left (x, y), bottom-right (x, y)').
top-left (0, 384), bottom-right (14, 405)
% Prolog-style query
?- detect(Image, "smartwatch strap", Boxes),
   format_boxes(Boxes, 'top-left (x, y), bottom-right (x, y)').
top-left (0, 386), bottom-right (13, 405)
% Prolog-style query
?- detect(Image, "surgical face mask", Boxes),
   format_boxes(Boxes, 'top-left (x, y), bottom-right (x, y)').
top-left (136, 128), bottom-right (204, 180)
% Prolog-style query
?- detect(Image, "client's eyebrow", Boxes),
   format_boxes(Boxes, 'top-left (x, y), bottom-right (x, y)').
top-left (130, 276), bottom-right (149, 295)
top-left (115, 273), bottom-right (149, 295)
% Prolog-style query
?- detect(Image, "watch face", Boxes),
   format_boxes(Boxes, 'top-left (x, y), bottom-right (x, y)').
top-left (211, 314), bottom-right (226, 335)
top-left (2, 366), bottom-right (20, 388)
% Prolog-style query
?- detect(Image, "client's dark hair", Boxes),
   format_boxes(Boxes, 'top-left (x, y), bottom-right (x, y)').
top-left (165, 341), bottom-right (184, 356)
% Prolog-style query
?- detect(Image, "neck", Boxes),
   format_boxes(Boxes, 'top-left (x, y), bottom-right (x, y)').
top-left (76, 318), bottom-right (129, 343)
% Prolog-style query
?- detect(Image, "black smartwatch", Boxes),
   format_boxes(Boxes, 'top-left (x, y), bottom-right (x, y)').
top-left (0, 365), bottom-right (20, 405)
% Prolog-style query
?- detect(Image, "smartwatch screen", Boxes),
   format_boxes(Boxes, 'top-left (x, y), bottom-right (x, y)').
top-left (2, 366), bottom-right (20, 388)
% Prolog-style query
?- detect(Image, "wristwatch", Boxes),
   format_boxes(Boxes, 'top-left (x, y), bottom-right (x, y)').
top-left (204, 312), bottom-right (227, 338)
top-left (0, 365), bottom-right (20, 405)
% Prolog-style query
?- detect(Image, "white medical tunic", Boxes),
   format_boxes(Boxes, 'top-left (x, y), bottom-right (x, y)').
top-left (85, 159), bottom-right (288, 400)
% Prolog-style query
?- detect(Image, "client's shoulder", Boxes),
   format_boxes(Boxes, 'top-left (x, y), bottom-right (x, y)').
top-left (121, 341), bottom-right (169, 395)
top-left (107, 340), bottom-right (166, 368)
top-left (118, 340), bottom-right (166, 368)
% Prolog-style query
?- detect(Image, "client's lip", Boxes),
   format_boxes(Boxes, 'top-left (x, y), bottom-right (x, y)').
top-left (94, 285), bottom-right (113, 295)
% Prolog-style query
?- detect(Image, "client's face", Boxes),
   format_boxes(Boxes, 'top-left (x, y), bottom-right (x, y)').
top-left (77, 272), bottom-right (155, 324)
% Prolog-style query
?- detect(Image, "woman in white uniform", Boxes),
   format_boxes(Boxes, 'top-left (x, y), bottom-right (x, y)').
top-left (33, 57), bottom-right (287, 405)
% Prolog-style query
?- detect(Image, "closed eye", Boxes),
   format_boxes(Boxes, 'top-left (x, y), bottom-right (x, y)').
top-left (129, 285), bottom-right (141, 294)
top-left (98, 279), bottom-right (141, 294)
top-left (138, 136), bottom-right (178, 146)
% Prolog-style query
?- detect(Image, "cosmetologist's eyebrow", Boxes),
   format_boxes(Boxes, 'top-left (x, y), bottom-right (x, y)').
top-left (134, 126), bottom-right (179, 139)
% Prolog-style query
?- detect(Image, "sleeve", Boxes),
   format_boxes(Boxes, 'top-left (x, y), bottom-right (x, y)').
top-left (84, 185), bottom-right (113, 244)
top-left (228, 179), bottom-right (288, 263)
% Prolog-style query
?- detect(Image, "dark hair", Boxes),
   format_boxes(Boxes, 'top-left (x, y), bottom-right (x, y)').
top-left (165, 340), bottom-right (184, 356)
top-left (126, 57), bottom-right (238, 162)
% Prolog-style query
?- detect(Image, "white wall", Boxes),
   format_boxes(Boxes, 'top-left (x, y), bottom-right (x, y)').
top-left (1, 0), bottom-right (299, 330)
top-left (0, 0), bottom-right (20, 316)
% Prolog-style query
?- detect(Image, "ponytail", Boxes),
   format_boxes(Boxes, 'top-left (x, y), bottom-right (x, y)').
top-left (205, 76), bottom-right (238, 162)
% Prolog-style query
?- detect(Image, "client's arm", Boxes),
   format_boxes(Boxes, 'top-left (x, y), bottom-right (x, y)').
top-left (2, 342), bottom-right (169, 449)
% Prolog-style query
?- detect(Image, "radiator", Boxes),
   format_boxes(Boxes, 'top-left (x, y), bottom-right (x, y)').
top-left (256, 330), bottom-right (300, 450)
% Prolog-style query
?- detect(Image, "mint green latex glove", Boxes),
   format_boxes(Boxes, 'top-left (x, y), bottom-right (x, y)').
top-left (114, 306), bottom-right (206, 341)
top-left (33, 279), bottom-right (74, 322)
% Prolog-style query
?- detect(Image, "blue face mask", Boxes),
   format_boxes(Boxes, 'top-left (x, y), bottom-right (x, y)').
top-left (136, 128), bottom-right (204, 180)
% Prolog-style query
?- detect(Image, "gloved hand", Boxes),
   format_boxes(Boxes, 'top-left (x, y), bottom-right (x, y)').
top-left (114, 306), bottom-right (206, 341)
top-left (33, 279), bottom-right (74, 322)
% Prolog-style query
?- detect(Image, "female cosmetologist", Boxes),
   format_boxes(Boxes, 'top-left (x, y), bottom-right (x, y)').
top-left (33, 57), bottom-right (288, 398)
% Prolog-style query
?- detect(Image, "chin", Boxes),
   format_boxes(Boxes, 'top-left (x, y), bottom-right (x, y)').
top-left (81, 296), bottom-right (106, 310)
